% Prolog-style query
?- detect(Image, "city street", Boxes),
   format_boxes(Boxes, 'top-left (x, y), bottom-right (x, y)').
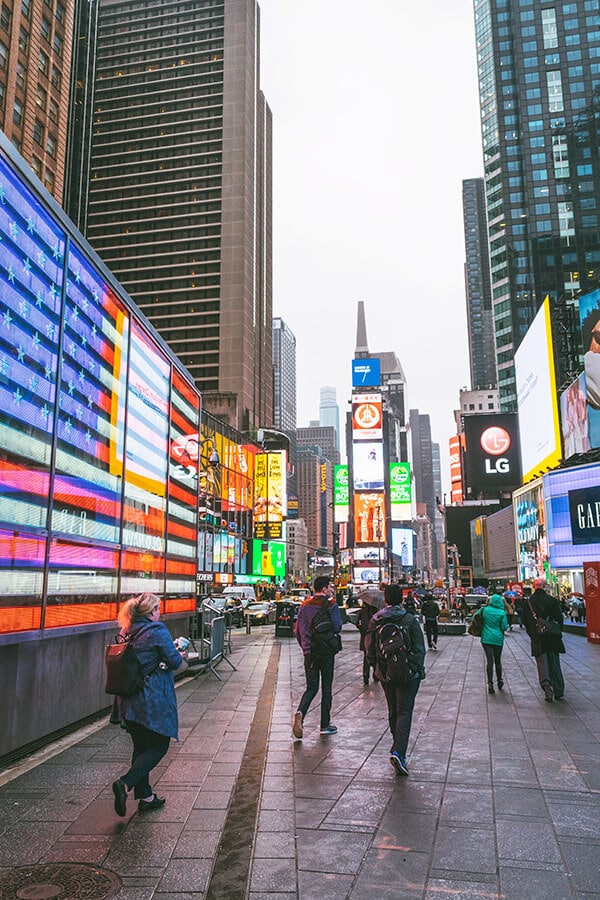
top-left (1, 624), bottom-right (599, 898)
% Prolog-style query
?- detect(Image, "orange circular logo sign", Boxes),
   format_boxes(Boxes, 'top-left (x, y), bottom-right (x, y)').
top-left (480, 426), bottom-right (511, 456)
top-left (353, 402), bottom-right (382, 430)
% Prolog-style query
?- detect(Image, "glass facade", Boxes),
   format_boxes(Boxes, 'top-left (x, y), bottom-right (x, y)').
top-left (474, 0), bottom-right (600, 408)
top-left (0, 137), bottom-right (199, 634)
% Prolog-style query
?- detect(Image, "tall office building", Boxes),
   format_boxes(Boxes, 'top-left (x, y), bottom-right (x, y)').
top-left (409, 410), bottom-right (437, 529)
top-left (296, 426), bottom-right (340, 467)
top-left (0, 0), bottom-right (74, 202)
top-left (272, 318), bottom-right (296, 434)
top-left (85, 0), bottom-right (272, 432)
top-left (474, 0), bottom-right (600, 408)
top-left (462, 178), bottom-right (497, 391)
top-left (319, 386), bottom-right (340, 449)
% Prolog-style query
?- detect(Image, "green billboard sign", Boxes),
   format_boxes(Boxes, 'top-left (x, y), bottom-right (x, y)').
top-left (390, 461), bottom-right (412, 520)
top-left (334, 464), bottom-right (349, 523)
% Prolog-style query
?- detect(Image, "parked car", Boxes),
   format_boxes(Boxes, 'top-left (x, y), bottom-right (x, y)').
top-left (244, 601), bottom-right (275, 626)
top-left (202, 595), bottom-right (244, 627)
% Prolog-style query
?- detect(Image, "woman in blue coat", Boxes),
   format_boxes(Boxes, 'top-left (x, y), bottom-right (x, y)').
top-left (479, 593), bottom-right (509, 694)
top-left (112, 593), bottom-right (184, 817)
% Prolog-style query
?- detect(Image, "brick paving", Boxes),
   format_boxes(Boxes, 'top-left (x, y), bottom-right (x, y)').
top-left (1, 623), bottom-right (599, 898)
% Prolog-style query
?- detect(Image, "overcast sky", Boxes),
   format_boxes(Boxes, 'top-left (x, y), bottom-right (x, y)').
top-left (258, 0), bottom-right (484, 488)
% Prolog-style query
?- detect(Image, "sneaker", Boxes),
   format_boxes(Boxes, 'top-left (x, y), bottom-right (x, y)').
top-left (544, 685), bottom-right (554, 703)
top-left (320, 724), bottom-right (338, 735)
top-left (292, 711), bottom-right (303, 739)
top-left (497, 680), bottom-right (504, 691)
top-left (390, 752), bottom-right (409, 776)
top-left (488, 684), bottom-right (495, 694)
top-left (138, 795), bottom-right (166, 813)
top-left (112, 779), bottom-right (127, 817)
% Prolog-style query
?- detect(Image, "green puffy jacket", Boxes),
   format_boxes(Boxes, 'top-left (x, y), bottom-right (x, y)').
top-left (480, 594), bottom-right (509, 647)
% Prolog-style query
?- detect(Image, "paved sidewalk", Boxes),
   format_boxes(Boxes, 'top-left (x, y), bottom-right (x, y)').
top-left (1, 623), bottom-right (600, 898)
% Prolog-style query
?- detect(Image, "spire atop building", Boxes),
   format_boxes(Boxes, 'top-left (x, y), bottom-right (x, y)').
top-left (355, 300), bottom-right (369, 356)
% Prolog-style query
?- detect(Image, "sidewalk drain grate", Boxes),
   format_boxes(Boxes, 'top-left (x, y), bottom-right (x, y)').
top-left (0, 863), bottom-right (121, 899)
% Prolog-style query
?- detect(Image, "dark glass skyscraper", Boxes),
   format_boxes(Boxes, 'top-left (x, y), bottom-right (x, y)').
top-left (474, 0), bottom-right (600, 408)
top-left (463, 177), bottom-right (497, 390)
top-left (84, 0), bottom-right (272, 432)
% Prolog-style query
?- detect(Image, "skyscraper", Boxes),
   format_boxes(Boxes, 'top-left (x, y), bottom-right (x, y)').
top-left (462, 177), bottom-right (497, 391)
top-left (272, 318), bottom-right (296, 435)
top-left (84, 0), bottom-right (272, 432)
top-left (319, 386), bottom-right (340, 449)
top-left (474, 0), bottom-right (600, 408)
top-left (0, 0), bottom-right (74, 202)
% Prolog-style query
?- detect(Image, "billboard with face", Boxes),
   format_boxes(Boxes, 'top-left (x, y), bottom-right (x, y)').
top-left (560, 373), bottom-right (591, 459)
top-left (579, 288), bottom-right (600, 449)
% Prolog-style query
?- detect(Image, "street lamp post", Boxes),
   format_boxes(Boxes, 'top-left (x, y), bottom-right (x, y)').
top-left (375, 507), bottom-right (383, 586)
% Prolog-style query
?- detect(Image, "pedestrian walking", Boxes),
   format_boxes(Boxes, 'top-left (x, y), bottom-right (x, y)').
top-left (479, 594), bottom-right (509, 694)
top-left (293, 575), bottom-right (343, 739)
top-left (523, 578), bottom-right (566, 702)
top-left (111, 593), bottom-right (185, 817)
top-left (421, 593), bottom-right (440, 649)
top-left (514, 595), bottom-right (526, 629)
top-left (365, 584), bottom-right (426, 777)
top-left (355, 591), bottom-right (382, 685)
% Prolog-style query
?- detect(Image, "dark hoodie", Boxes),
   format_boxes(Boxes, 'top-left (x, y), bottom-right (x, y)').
top-left (365, 604), bottom-right (426, 680)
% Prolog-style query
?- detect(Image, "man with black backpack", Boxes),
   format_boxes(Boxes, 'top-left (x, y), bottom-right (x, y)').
top-left (293, 576), bottom-right (343, 739)
top-left (366, 584), bottom-right (425, 776)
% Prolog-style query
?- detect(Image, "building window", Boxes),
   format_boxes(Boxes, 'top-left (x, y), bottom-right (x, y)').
top-left (21, 0), bottom-right (30, 17)
top-left (52, 33), bottom-right (62, 57)
top-left (49, 98), bottom-right (58, 124)
top-left (55, 1), bottom-right (64, 21)
top-left (36, 84), bottom-right (47, 110)
top-left (0, 80), bottom-right (4, 110)
top-left (13, 98), bottom-right (24, 126)
top-left (39, 50), bottom-right (49, 75)
top-left (31, 156), bottom-right (42, 177)
top-left (33, 118), bottom-right (44, 145)
top-left (46, 134), bottom-right (56, 158)
top-left (43, 168), bottom-right (54, 192)
top-left (51, 65), bottom-right (61, 89)
top-left (0, 38), bottom-right (7, 69)
top-left (1, 2), bottom-right (10, 30)
top-left (16, 61), bottom-right (27, 90)
top-left (18, 25), bottom-right (28, 53)
top-left (40, 16), bottom-right (51, 40)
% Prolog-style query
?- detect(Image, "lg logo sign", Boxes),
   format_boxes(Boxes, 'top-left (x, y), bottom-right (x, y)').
top-left (480, 426), bottom-right (511, 475)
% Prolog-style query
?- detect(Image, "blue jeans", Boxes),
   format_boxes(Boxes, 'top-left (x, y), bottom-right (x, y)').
top-left (122, 720), bottom-right (170, 799)
top-left (381, 675), bottom-right (421, 757)
top-left (536, 652), bottom-right (565, 698)
top-left (298, 654), bottom-right (335, 729)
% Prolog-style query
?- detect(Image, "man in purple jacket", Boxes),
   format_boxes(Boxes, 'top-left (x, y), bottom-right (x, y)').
top-left (293, 576), bottom-right (343, 739)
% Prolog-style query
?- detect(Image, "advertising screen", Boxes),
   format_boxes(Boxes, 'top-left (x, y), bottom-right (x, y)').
top-left (463, 413), bottom-right (521, 495)
top-left (389, 461), bottom-right (412, 520)
top-left (333, 464), bottom-right (349, 523)
top-left (391, 528), bottom-right (415, 568)
top-left (351, 393), bottom-right (383, 441)
top-left (354, 493), bottom-right (386, 544)
top-left (251, 539), bottom-right (286, 578)
top-left (560, 373), bottom-right (590, 459)
top-left (579, 288), bottom-right (600, 449)
top-left (353, 442), bottom-right (384, 490)
top-left (449, 435), bottom-right (464, 504)
top-left (253, 451), bottom-right (286, 539)
top-left (352, 566), bottom-right (381, 585)
top-left (515, 297), bottom-right (561, 482)
top-left (352, 357), bottom-right (381, 388)
top-left (353, 546), bottom-right (382, 562)
top-left (513, 478), bottom-right (548, 581)
top-left (545, 463), bottom-right (600, 567)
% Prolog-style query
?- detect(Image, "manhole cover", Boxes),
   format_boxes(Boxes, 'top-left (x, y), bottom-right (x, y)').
top-left (0, 864), bottom-right (121, 899)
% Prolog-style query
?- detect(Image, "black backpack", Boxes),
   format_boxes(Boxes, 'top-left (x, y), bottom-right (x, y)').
top-left (375, 619), bottom-right (412, 685)
top-left (310, 598), bottom-right (342, 658)
top-left (105, 624), bottom-right (153, 697)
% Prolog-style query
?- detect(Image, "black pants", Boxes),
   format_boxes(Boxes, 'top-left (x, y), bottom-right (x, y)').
top-left (424, 618), bottom-right (438, 648)
top-left (381, 675), bottom-right (420, 757)
top-left (362, 651), bottom-right (376, 682)
top-left (122, 720), bottom-right (170, 799)
top-left (482, 643), bottom-right (503, 685)
top-left (298, 654), bottom-right (334, 729)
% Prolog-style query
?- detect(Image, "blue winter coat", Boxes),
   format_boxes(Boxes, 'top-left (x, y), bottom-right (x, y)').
top-left (118, 617), bottom-right (183, 739)
top-left (480, 595), bottom-right (509, 647)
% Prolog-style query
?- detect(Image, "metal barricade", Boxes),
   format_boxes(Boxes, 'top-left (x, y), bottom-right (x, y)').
top-left (188, 603), bottom-right (237, 681)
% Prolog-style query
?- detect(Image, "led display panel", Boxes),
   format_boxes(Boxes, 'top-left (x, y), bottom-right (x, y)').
top-left (560, 373), bottom-right (590, 459)
top-left (545, 463), bottom-right (600, 568)
top-left (352, 357), bottom-right (381, 388)
top-left (352, 393), bottom-right (383, 441)
top-left (391, 527), bottom-right (415, 567)
top-left (354, 493), bottom-right (386, 544)
top-left (353, 442), bottom-right (384, 490)
top-left (513, 478), bottom-right (548, 582)
top-left (0, 155), bottom-right (65, 532)
top-left (579, 289), bottom-right (600, 449)
top-left (352, 566), bottom-right (380, 585)
top-left (333, 464), bottom-right (349, 523)
top-left (390, 461), bottom-right (412, 520)
top-left (0, 529), bottom-right (46, 632)
top-left (251, 539), bottom-right (286, 578)
top-left (463, 414), bottom-right (521, 495)
top-left (45, 538), bottom-right (119, 627)
top-left (515, 297), bottom-right (561, 482)
top-left (253, 451), bottom-right (286, 539)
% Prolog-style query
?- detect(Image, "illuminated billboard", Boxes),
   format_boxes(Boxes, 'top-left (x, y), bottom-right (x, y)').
top-left (579, 288), bottom-right (600, 449)
top-left (353, 442), bottom-right (384, 490)
top-left (513, 478), bottom-right (548, 582)
top-left (352, 357), bottom-right (381, 388)
top-left (391, 528), bottom-right (415, 568)
top-left (389, 461), bottom-right (412, 520)
top-left (463, 414), bottom-right (521, 495)
top-left (352, 566), bottom-right (381, 585)
top-left (253, 451), bottom-right (286, 540)
top-left (251, 540), bottom-right (286, 579)
top-left (354, 493), bottom-right (386, 544)
top-left (334, 464), bottom-right (349, 523)
top-left (544, 462), bottom-right (600, 568)
top-left (449, 435), bottom-right (464, 504)
top-left (352, 393), bottom-right (383, 441)
top-left (515, 297), bottom-right (561, 482)
top-left (560, 373), bottom-right (590, 459)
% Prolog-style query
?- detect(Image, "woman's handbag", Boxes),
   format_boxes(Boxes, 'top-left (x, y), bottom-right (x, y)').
top-left (468, 610), bottom-right (484, 637)
top-left (527, 600), bottom-right (562, 637)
